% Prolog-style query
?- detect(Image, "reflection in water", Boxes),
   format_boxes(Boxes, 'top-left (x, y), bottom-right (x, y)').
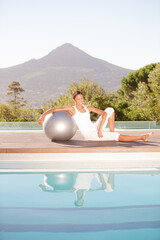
top-left (39, 172), bottom-right (114, 207)
top-left (1, 170), bottom-right (160, 239)
top-left (39, 173), bottom-right (77, 192)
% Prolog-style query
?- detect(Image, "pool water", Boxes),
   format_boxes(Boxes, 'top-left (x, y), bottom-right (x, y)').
top-left (0, 171), bottom-right (160, 240)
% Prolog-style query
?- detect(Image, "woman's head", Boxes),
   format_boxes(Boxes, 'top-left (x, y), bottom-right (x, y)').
top-left (72, 91), bottom-right (84, 105)
top-left (72, 91), bottom-right (83, 100)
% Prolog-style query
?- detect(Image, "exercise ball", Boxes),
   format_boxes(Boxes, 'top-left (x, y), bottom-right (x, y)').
top-left (43, 111), bottom-right (77, 141)
top-left (44, 173), bottom-right (77, 191)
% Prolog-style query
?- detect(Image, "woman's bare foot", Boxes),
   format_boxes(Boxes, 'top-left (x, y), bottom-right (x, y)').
top-left (143, 132), bottom-right (154, 142)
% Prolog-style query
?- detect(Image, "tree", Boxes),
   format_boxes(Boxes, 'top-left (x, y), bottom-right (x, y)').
top-left (0, 104), bottom-right (13, 121)
top-left (127, 82), bottom-right (155, 120)
top-left (0, 103), bottom-right (41, 122)
top-left (121, 63), bottom-right (157, 98)
top-left (148, 63), bottom-right (160, 120)
top-left (148, 63), bottom-right (160, 99)
top-left (115, 63), bottom-right (160, 121)
top-left (6, 81), bottom-right (27, 107)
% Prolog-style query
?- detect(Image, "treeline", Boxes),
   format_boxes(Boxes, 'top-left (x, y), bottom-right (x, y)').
top-left (0, 63), bottom-right (159, 122)
top-left (0, 81), bottom-right (40, 122)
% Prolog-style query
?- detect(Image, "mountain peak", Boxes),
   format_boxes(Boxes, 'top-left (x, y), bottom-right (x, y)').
top-left (39, 43), bottom-right (93, 67)
top-left (57, 43), bottom-right (75, 48)
top-left (47, 43), bottom-right (83, 56)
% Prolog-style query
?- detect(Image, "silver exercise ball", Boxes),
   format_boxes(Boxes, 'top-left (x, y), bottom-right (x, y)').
top-left (43, 111), bottom-right (77, 141)
top-left (44, 173), bottom-right (77, 190)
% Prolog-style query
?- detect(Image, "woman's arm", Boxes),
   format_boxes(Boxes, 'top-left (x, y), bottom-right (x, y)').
top-left (38, 106), bottom-right (74, 126)
top-left (87, 106), bottom-right (107, 138)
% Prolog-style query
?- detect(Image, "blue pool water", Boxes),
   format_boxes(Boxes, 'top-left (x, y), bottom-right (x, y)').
top-left (0, 171), bottom-right (160, 240)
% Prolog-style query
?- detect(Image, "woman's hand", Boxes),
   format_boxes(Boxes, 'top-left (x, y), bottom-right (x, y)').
top-left (98, 129), bottom-right (103, 138)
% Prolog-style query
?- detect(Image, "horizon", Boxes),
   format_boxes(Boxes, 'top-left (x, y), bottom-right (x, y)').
top-left (0, 0), bottom-right (160, 70)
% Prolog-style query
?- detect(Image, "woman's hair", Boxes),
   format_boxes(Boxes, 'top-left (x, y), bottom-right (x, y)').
top-left (72, 90), bottom-right (83, 100)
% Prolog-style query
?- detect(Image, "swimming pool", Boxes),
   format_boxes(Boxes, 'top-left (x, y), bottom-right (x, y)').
top-left (0, 170), bottom-right (160, 240)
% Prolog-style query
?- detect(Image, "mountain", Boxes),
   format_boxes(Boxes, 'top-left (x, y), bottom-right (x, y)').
top-left (0, 43), bottom-right (133, 107)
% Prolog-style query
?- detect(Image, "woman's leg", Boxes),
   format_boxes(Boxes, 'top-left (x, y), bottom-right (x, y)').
top-left (108, 111), bottom-right (115, 132)
top-left (95, 107), bottom-right (115, 132)
top-left (119, 132), bottom-right (154, 142)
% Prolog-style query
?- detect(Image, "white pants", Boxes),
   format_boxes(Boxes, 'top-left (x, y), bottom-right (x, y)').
top-left (84, 107), bottom-right (120, 141)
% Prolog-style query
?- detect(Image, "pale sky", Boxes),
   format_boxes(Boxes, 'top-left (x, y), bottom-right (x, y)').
top-left (0, 0), bottom-right (160, 70)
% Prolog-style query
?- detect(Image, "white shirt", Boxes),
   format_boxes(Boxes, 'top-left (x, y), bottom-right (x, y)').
top-left (72, 105), bottom-right (95, 137)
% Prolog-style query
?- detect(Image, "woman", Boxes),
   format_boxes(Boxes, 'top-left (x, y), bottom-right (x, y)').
top-left (38, 90), bottom-right (153, 142)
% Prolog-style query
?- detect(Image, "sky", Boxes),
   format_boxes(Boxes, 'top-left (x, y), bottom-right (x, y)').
top-left (0, 0), bottom-right (160, 70)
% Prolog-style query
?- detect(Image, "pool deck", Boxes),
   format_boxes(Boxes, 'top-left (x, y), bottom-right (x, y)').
top-left (0, 129), bottom-right (160, 153)
top-left (0, 130), bottom-right (160, 172)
